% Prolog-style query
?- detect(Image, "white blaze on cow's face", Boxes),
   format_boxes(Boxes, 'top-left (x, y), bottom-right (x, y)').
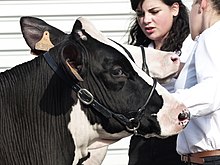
top-left (77, 17), bottom-right (189, 136)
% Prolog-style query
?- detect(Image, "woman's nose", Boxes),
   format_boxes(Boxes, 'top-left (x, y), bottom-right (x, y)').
top-left (142, 13), bottom-right (152, 25)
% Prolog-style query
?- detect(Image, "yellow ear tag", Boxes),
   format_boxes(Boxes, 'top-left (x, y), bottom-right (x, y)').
top-left (35, 31), bottom-right (54, 51)
top-left (66, 59), bottom-right (84, 82)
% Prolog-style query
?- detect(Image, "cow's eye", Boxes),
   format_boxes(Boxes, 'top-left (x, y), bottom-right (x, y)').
top-left (111, 66), bottom-right (126, 77)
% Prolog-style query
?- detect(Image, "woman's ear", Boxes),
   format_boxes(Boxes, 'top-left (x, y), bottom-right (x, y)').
top-left (171, 2), bottom-right (180, 17)
top-left (200, 0), bottom-right (208, 12)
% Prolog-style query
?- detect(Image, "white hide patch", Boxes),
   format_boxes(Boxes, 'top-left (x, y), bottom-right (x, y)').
top-left (67, 101), bottom-right (130, 165)
top-left (68, 101), bottom-right (98, 165)
top-left (83, 146), bottom-right (108, 165)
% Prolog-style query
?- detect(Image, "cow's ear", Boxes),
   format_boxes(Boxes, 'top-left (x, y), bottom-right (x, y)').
top-left (20, 16), bottom-right (66, 55)
top-left (71, 19), bottom-right (83, 35)
top-left (61, 44), bottom-right (84, 82)
top-left (65, 59), bottom-right (84, 82)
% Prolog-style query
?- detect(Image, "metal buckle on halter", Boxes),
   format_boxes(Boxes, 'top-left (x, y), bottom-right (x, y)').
top-left (126, 118), bottom-right (140, 135)
top-left (77, 88), bottom-right (94, 105)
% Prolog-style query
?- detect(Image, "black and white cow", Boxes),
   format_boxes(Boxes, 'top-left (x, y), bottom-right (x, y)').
top-left (0, 16), bottom-right (189, 165)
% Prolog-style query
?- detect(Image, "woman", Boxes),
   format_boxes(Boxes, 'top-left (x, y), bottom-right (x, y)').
top-left (127, 0), bottom-right (191, 164)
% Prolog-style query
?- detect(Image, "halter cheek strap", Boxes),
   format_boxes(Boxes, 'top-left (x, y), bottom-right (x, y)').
top-left (140, 45), bottom-right (149, 75)
top-left (109, 39), bottom-right (149, 76)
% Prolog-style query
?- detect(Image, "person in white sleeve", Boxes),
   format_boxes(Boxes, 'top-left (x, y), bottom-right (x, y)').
top-left (173, 0), bottom-right (220, 164)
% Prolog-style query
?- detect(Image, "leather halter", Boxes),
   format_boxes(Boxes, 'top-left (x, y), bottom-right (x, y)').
top-left (43, 45), bottom-right (156, 136)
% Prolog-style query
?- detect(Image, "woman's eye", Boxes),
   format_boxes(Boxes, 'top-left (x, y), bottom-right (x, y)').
top-left (136, 10), bottom-right (144, 17)
top-left (151, 10), bottom-right (159, 14)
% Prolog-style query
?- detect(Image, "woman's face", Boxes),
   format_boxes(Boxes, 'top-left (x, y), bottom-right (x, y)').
top-left (136, 0), bottom-right (179, 47)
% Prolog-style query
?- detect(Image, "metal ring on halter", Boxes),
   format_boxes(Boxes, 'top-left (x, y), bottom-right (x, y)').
top-left (126, 118), bottom-right (140, 134)
top-left (77, 88), bottom-right (94, 105)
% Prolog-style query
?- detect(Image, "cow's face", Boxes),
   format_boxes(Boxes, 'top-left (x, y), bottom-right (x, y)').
top-left (20, 16), bottom-right (189, 138)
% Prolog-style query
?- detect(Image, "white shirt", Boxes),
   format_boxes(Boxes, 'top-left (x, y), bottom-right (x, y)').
top-left (173, 21), bottom-right (220, 155)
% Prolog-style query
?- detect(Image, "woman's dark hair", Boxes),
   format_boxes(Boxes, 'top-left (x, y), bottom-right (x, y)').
top-left (211, 0), bottom-right (220, 14)
top-left (128, 0), bottom-right (190, 53)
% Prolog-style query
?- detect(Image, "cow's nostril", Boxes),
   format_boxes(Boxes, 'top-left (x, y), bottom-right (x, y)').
top-left (178, 110), bottom-right (190, 121)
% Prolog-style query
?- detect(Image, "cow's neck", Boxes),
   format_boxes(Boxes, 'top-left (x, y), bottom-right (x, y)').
top-left (67, 101), bottom-right (130, 164)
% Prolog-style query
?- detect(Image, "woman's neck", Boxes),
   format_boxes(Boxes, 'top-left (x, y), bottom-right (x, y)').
top-left (153, 33), bottom-right (168, 50)
top-left (154, 41), bottom-right (162, 50)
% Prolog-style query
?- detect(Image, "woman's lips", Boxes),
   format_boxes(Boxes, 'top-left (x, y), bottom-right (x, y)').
top-left (145, 27), bottom-right (155, 34)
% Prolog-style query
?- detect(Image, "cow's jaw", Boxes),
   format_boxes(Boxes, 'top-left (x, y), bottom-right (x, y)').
top-left (67, 101), bottom-right (130, 165)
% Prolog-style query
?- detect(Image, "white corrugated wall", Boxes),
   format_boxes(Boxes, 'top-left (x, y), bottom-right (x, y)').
top-left (0, 0), bottom-right (192, 164)
top-left (0, 0), bottom-right (134, 72)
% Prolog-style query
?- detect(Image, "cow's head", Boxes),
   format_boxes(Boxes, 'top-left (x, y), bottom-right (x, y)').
top-left (20, 16), bottom-right (189, 139)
